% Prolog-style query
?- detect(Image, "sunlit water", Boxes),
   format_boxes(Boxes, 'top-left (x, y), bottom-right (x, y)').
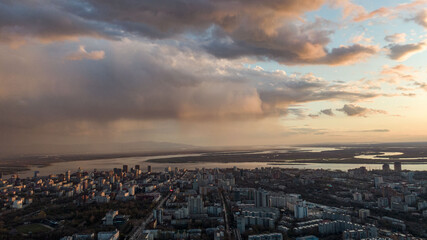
top-left (354, 152), bottom-right (427, 160)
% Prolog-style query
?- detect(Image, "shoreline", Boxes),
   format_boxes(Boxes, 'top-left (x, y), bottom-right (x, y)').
top-left (0, 150), bottom-right (213, 176)
top-left (3, 146), bottom-right (427, 176)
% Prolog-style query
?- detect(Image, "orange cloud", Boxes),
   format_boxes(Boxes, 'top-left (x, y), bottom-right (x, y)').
top-left (354, 7), bottom-right (390, 22)
top-left (66, 45), bottom-right (105, 61)
top-left (353, 0), bottom-right (427, 22)
top-left (384, 33), bottom-right (407, 43)
top-left (381, 64), bottom-right (414, 76)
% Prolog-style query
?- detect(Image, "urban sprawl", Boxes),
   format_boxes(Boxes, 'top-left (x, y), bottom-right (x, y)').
top-left (1, 162), bottom-right (427, 240)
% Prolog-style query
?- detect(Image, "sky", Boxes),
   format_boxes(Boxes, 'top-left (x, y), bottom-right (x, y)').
top-left (0, 0), bottom-right (427, 154)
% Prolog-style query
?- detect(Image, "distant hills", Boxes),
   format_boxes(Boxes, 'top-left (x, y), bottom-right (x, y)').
top-left (0, 141), bottom-right (198, 158)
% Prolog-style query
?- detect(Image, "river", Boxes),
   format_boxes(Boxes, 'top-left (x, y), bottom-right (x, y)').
top-left (11, 149), bottom-right (427, 178)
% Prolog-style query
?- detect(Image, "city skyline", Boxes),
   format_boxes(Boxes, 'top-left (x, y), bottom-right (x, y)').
top-left (1, 0), bottom-right (427, 154)
top-left (2, 2), bottom-right (427, 239)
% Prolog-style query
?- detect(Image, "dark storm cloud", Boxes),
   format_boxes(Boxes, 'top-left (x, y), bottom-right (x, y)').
top-left (79, 0), bottom-right (326, 36)
top-left (0, 40), bottom-right (384, 135)
top-left (205, 34), bottom-right (378, 65)
top-left (0, 0), bottom-right (378, 65)
top-left (203, 17), bottom-right (378, 65)
top-left (0, 0), bottom-right (118, 45)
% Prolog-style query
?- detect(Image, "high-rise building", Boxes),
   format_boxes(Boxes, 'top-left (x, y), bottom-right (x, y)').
top-left (406, 171), bottom-right (414, 183)
top-left (294, 203), bottom-right (308, 219)
top-left (147, 165), bottom-right (152, 173)
top-left (382, 163), bottom-right (390, 172)
top-left (391, 202), bottom-right (408, 212)
top-left (188, 196), bottom-right (205, 215)
top-left (237, 216), bottom-right (246, 233)
top-left (268, 195), bottom-right (287, 208)
top-left (394, 162), bottom-right (402, 172)
top-left (359, 209), bottom-right (370, 219)
top-left (65, 170), bottom-right (71, 181)
top-left (128, 185), bottom-right (136, 196)
top-left (374, 176), bottom-right (383, 188)
top-left (377, 197), bottom-right (389, 208)
top-left (255, 188), bottom-right (269, 207)
top-left (104, 210), bottom-right (118, 225)
top-left (153, 209), bottom-right (163, 224)
top-left (405, 194), bottom-right (417, 206)
top-left (123, 165), bottom-right (128, 173)
top-left (353, 192), bottom-right (363, 201)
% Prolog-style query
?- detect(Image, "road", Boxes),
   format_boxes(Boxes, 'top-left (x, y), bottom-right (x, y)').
top-left (128, 191), bottom-right (172, 240)
top-left (234, 229), bottom-right (242, 240)
top-left (219, 189), bottom-right (236, 240)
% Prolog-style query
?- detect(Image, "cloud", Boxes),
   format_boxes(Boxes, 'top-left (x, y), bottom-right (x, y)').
top-left (346, 128), bottom-right (390, 133)
top-left (377, 64), bottom-right (423, 91)
top-left (414, 82), bottom-right (427, 91)
top-left (345, 129), bottom-right (390, 133)
top-left (381, 64), bottom-right (413, 75)
top-left (336, 104), bottom-right (387, 117)
top-left (320, 109), bottom-right (335, 116)
top-left (350, 33), bottom-right (373, 44)
top-left (0, 39), bottom-right (387, 148)
top-left (80, 0), bottom-right (327, 39)
top-left (379, 64), bottom-right (415, 83)
top-left (387, 41), bottom-right (427, 61)
top-left (0, 0), bottom-right (118, 46)
top-left (411, 9), bottom-right (427, 28)
top-left (328, 0), bottom-right (367, 20)
top-left (353, 0), bottom-right (427, 22)
top-left (358, 129), bottom-right (390, 133)
top-left (66, 45), bottom-right (105, 60)
top-left (353, 7), bottom-right (391, 22)
top-left (205, 31), bottom-right (379, 65)
top-left (284, 108), bottom-right (308, 119)
top-left (284, 127), bottom-right (327, 135)
top-left (401, 93), bottom-right (416, 97)
top-left (309, 108), bottom-right (335, 117)
top-left (0, 0), bottom-right (379, 66)
top-left (384, 33), bottom-right (407, 43)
